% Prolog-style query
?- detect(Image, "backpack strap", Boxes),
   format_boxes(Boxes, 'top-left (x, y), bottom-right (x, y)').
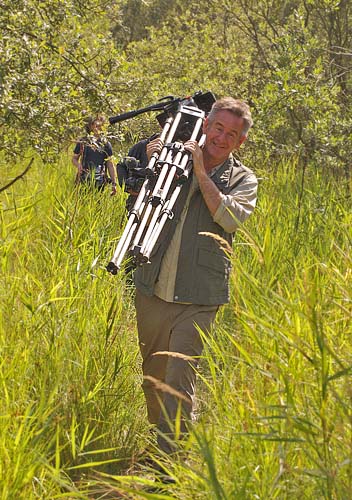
top-left (228, 169), bottom-right (248, 190)
top-left (80, 140), bottom-right (87, 170)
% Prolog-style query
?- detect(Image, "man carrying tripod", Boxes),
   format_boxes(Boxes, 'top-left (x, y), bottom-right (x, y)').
top-left (133, 97), bottom-right (258, 457)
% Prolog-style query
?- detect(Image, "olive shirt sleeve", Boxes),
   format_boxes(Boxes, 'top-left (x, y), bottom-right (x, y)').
top-left (212, 173), bottom-right (258, 233)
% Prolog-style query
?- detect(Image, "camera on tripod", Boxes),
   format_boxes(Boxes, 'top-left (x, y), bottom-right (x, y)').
top-left (120, 156), bottom-right (146, 194)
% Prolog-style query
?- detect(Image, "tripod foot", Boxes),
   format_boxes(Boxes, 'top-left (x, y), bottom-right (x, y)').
top-left (106, 261), bottom-right (119, 275)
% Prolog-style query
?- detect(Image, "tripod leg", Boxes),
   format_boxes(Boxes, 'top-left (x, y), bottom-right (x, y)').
top-left (138, 167), bottom-right (176, 257)
top-left (106, 117), bottom-right (177, 274)
top-left (129, 150), bottom-right (173, 254)
top-left (143, 162), bottom-right (193, 261)
top-left (137, 143), bottom-right (187, 260)
top-left (106, 179), bottom-right (151, 273)
top-left (140, 116), bottom-right (205, 261)
top-left (144, 117), bottom-right (173, 176)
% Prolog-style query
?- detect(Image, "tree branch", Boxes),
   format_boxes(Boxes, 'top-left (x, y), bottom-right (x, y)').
top-left (0, 158), bottom-right (34, 193)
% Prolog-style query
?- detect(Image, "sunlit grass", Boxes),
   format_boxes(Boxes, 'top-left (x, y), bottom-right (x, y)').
top-left (0, 155), bottom-right (147, 498)
top-left (0, 155), bottom-right (351, 498)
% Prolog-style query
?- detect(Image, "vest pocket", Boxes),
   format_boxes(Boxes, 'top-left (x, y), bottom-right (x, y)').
top-left (197, 246), bottom-right (230, 275)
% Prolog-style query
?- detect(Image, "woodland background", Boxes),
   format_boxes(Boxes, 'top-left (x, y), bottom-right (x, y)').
top-left (0, 1), bottom-right (351, 499)
top-left (1, 0), bottom-right (351, 169)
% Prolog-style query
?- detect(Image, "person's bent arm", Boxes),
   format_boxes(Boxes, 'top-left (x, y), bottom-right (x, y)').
top-left (72, 153), bottom-right (82, 174)
top-left (106, 160), bottom-right (117, 196)
top-left (184, 140), bottom-right (257, 233)
top-left (213, 176), bottom-right (257, 233)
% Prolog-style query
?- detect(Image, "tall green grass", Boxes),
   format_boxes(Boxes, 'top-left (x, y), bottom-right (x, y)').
top-left (0, 156), bottom-right (147, 498)
top-left (172, 161), bottom-right (352, 500)
top-left (0, 155), bottom-right (351, 499)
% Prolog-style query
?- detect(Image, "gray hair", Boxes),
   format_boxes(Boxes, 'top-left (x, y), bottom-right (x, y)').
top-left (207, 97), bottom-right (253, 137)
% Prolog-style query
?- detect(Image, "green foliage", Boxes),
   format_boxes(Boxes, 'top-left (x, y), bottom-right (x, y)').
top-left (1, 0), bottom-right (351, 171)
top-left (112, 0), bottom-right (181, 46)
top-left (0, 0), bottom-right (124, 159)
top-left (112, 0), bottom-right (351, 170)
top-left (1, 153), bottom-right (351, 498)
top-left (0, 0), bottom-right (352, 497)
top-left (0, 155), bottom-right (148, 498)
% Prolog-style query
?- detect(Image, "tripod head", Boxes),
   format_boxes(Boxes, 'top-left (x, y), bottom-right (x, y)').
top-left (109, 90), bottom-right (216, 127)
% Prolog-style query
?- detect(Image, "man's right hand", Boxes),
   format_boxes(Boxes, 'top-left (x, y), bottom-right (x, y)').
top-left (146, 137), bottom-right (164, 161)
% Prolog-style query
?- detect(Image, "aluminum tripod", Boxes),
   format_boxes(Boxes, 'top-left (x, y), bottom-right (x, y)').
top-left (106, 102), bottom-right (205, 274)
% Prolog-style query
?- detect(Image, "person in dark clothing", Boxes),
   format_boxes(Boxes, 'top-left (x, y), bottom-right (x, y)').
top-left (72, 115), bottom-right (117, 195)
top-left (117, 133), bottom-right (159, 210)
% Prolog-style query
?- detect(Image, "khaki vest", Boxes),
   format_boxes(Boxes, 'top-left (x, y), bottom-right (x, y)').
top-left (134, 156), bottom-right (253, 305)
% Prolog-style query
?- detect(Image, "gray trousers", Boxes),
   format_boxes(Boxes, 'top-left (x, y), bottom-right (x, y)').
top-left (135, 289), bottom-right (218, 454)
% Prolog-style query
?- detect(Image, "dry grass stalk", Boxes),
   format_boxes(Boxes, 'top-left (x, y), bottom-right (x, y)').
top-left (152, 350), bottom-right (195, 361)
top-left (199, 231), bottom-right (233, 254)
top-left (143, 376), bottom-right (190, 402)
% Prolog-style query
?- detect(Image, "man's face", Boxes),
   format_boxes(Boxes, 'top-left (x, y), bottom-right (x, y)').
top-left (203, 110), bottom-right (246, 166)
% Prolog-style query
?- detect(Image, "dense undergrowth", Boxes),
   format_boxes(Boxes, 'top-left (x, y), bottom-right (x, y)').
top-left (0, 155), bottom-right (351, 499)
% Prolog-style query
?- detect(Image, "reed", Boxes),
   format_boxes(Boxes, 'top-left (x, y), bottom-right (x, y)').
top-left (0, 155), bottom-right (350, 498)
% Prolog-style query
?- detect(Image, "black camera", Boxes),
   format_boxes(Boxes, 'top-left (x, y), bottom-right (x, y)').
top-left (121, 156), bottom-right (147, 193)
top-left (155, 91), bottom-right (216, 142)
